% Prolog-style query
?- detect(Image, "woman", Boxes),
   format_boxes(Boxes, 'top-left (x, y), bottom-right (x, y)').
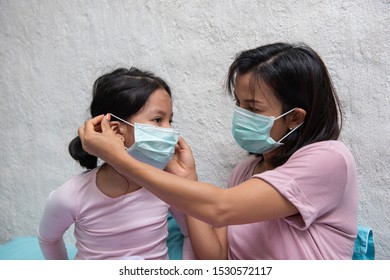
top-left (78, 43), bottom-right (358, 259)
top-left (38, 67), bottom-right (193, 260)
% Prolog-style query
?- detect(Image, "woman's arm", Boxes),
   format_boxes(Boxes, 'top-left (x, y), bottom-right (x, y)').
top-left (165, 142), bottom-right (228, 260)
top-left (78, 115), bottom-right (298, 227)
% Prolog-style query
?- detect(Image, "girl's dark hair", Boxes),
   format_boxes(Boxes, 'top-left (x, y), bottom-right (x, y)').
top-left (69, 67), bottom-right (171, 169)
top-left (226, 42), bottom-right (342, 167)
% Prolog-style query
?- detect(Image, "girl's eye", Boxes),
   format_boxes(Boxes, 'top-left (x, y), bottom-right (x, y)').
top-left (154, 118), bottom-right (162, 123)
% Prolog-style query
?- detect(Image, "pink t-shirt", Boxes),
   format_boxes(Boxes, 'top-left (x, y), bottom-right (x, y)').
top-left (38, 166), bottom-right (192, 260)
top-left (227, 140), bottom-right (358, 260)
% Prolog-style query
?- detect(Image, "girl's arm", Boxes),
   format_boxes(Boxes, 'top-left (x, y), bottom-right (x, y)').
top-left (38, 189), bottom-right (74, 259)
top-left (78, 115), bottom-right (298, 227)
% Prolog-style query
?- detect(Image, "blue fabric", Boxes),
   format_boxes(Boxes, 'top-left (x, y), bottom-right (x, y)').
top-left (352, 226), bottom-right (375, 260)
top-left (0, 236), bottom-right (77, 260)
top-left (167, 211), bottom-right (184, 260)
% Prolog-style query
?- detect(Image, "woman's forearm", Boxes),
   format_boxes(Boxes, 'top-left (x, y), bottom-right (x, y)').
top-left (111, 150), bottom-right (226, 226)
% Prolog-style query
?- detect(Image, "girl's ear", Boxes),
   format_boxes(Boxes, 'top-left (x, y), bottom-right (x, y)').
top-left (287, 108), bottom-right (306, 129)
top-left (110, 121), bottom-right (126, 143)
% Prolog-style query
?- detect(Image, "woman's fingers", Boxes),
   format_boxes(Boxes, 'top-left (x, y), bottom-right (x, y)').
top-left (177, 136), bottom-right (192, 152)
top-left (78, 114), bottom-right (104, 136)
top-left (89, 114), bottom-right (105, 127)
top-left (100, 113), bottom-right (111, 132)
top-left (77, 115), bottom-right (104, 152)
top-left (77, 114), bottom-right (126, 163)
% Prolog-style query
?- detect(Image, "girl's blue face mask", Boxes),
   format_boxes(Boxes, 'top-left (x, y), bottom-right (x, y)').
top-left (110, 114), bottom-right (179, 169)
top-left (231, 106), bottom-right (302, 154)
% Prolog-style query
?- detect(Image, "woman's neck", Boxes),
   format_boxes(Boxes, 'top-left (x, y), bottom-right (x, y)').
top-left (96, 163), bottom-right (141, 198)
top-left (253, 154), bottom-right (275, 175)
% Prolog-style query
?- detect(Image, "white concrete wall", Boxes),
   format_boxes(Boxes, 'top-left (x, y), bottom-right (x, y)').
top-left (1, 0), bottom-right (389, 259)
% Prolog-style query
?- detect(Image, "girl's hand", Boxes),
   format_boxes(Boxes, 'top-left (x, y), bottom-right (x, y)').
top-left (78, 114), bottom-right (125, 163)
top-left (165, 137), bottom-right (197, 180)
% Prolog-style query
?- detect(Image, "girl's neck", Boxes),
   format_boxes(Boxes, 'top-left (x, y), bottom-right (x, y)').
top-left (96, 163), bottom-right (141, 198)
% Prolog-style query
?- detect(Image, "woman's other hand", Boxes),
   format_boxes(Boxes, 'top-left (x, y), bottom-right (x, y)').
top-left (165, 137), bottom-right (197, 180)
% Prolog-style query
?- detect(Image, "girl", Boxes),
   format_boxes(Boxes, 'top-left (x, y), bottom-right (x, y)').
top-left (78, 43), bottom-right (358, 259)
top-left (38, 67), bottom-right (192, 260)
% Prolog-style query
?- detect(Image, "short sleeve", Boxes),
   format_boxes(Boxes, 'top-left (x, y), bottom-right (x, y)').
top-left (253, 142), bottom-right (350, 229)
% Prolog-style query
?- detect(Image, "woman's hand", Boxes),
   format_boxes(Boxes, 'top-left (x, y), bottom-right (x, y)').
top-left (165, 137), bottom-right (197, 180)
top-left (78, 114), bottom-right (125, 163)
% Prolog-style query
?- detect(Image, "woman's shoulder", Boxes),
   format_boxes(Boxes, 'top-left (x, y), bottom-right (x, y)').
top-left (298, 140), bottom-right (350, 151)
top-left (292, 140), bottom-right (355, 162)
top-left (282, 140), bottom-right (357, 176)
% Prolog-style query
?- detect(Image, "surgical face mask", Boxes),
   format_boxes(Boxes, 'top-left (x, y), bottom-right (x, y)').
top-left (231, 106), bottom-right (302, 154)
top-left (110, 114), bottom-right (180, 169)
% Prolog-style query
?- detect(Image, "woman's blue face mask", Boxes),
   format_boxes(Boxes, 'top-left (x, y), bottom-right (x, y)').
top-left (231, 106), bottom-right (302, 154)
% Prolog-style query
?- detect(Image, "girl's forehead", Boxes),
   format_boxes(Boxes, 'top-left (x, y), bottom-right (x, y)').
top-left (136, 88), bottom-right (173, 115)
top-left (147, 88), bottom-right (171, 102)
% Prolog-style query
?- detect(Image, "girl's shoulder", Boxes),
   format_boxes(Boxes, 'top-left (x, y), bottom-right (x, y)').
top-left (51, 167), bottom-right (100, 200)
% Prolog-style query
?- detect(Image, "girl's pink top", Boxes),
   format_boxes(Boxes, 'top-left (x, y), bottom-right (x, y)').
top-left (38, 166), bottom-right (192, 260)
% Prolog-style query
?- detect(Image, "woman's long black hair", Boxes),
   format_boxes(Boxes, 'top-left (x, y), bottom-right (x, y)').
top-left (226, 42), bottom-right (342, 167)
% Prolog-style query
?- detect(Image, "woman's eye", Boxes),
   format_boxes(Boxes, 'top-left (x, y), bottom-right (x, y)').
top-left (154, 118), bottom-right (162, 123)
top-left (250, 108), bottom-right (261, 113)
top-left (233, 93), bottom-right (240, 106)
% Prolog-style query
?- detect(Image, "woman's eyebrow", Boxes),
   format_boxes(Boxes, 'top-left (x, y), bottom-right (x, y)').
top-left (242, 98), bottom-right (264, 104)
top-left (234, 91), bottom-right (265, 104)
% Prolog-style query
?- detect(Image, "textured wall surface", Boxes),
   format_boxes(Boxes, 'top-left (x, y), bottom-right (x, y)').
top-left (1, 0), bottom-right (389, 259)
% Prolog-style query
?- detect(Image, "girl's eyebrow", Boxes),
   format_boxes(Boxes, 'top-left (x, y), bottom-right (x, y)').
top-left (150, 109), bottom-right (174, 118)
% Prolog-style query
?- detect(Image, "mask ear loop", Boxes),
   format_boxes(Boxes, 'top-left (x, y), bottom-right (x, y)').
top-left (110, 113), bottom-right (134, 151)
top-left (110, 113), bottom-right (135, 127)
top-left (274, 107), bottom-right (297, 120)
top-left (273, 108), bottom-right (302, 143)
top-left (278, 122), bottom-right (303, 143)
